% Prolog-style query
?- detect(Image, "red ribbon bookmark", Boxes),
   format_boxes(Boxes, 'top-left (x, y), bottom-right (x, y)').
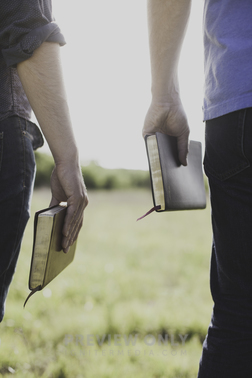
top-left (137, 205), bottom-right (161, 221)
top-left (23, 285), bottom-right (42, 308)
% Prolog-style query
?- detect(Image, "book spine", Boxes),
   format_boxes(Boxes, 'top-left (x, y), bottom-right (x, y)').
top-left (29, 216), bottom-right (53, 289)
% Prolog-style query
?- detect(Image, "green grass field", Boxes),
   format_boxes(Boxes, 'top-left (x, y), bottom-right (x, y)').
top-left (0, 188), bottom-right (213, 377)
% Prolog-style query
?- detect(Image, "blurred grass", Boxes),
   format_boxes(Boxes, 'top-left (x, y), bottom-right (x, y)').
top-left (0, 189), bottom-right (213, 377)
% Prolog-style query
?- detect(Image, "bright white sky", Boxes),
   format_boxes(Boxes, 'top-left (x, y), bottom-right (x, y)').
top-left (41, 1), bottom-right (204, 170)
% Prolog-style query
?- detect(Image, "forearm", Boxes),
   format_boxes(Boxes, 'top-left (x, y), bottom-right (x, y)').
top-left (17, 42), bottom-right (78, 166)
top-left (147, 0), bottom-right (191, 102)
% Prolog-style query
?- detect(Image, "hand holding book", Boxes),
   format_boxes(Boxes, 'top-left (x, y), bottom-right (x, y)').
top-left (50, 163), bottom-right (88, 253)
top-left (17, 42), bottom-right (89, 254)
top-left (143, 100), bottom-right (190, 166)
top-left (137, 132), bottom-right (206, 220)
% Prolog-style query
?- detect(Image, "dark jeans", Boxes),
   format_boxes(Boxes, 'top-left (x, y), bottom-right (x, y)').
top-left (198, 108), bottom-right (252, 377)
top-left (0, 116), bottom-right (43, 322)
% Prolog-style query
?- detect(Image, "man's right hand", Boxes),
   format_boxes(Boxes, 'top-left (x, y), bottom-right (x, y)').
top-left (142, 99), bottom-right (190, 166)
top-left (144, 0), bottom-right (192, 166)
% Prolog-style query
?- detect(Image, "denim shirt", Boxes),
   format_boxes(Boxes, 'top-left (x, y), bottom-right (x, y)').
top-left (0, 0), bottom-right (66, 122)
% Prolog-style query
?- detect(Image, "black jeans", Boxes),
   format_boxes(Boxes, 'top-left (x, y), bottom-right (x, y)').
top-left (0, 116), bottom-right (43, 321)
top-left (198, 109), bottom-right (252, 377)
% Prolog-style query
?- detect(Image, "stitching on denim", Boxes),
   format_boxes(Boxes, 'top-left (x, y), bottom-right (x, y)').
top-left (238, 109), bottom-right (249, 163)
top-left (17, 117), bottom-right (26, 189)
top-left (15, 118), bottom-right (27, 252)
top-left (0, 132), bottom-right (3, 172)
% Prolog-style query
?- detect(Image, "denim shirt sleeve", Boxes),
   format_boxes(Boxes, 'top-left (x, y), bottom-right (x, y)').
top-left (0, 0), bottom-right (66, 67)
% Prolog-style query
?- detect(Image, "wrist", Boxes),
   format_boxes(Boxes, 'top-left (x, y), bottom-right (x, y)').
top-left (151, 77), bottom-right (180, 105)
top-left (54, 150), bottom-right (80, 168)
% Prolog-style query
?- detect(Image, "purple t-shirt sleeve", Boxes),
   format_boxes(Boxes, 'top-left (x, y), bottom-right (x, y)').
top-left (203, 0), bottom-right (252, 120)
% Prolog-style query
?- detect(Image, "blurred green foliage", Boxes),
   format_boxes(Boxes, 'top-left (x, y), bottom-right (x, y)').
top-left (34, 152), bottom-right (151, 190)
top-left (82, 161), bottom-right (150, 190)
top-left (34, 151), bottom-right (209, 192)
top-left (34, 152), bottom-right (55, 187)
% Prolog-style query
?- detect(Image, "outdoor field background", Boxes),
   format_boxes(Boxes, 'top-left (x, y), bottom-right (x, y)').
top-left (0, 1), bottom-right (208, 375)
top-left (0, 181), bottom-right (213, 377)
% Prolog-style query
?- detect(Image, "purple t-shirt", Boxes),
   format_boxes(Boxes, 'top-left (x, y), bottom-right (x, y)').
top-left (203, 0), bottom-right (252, 120)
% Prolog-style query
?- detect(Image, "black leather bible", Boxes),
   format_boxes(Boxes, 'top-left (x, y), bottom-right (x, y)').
top-left (138, 133), bottom-right (206, 219)
top-left (24, 203), bottom-right (77, 307)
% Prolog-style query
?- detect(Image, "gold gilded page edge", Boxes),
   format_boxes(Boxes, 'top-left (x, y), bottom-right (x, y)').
top-left (147, 135), bottom-right (165, 211)
top-left (30, 216), bottom-right (53, 289)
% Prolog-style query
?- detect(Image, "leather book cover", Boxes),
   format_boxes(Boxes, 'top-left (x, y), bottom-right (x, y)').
top-left (24, 204), bottom-right (77, 307)
top-left (145, 132), bottom-right (206, 212)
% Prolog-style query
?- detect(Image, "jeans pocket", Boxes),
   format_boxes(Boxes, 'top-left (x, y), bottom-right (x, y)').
top-left (22, 119), bottom-right (44, 150)
top-left (203, 109), bottom-right (250, 181)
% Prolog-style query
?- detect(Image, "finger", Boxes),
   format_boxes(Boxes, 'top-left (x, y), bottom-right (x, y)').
top-left (65, 208), bottom-right (83, 246)
top-left (63, 199), bottom-right (85, 237)
top-left (62, 206), bottom-right (78, 246)
top-left (63, 217), bottom-right (83, 253)
top-left (62, 214), bottom-right (83, 253)
top-left (177, 132), bottom-right (189, 166)
top-left (69, 209), bottom-right (84, 243)
top-left (61, 198), bottom-right (87, 251)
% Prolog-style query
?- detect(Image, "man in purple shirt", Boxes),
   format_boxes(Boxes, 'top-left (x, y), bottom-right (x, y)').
top-left (0, 1), bottom-right (88, 321)
top-left (144, 1), bottom-right (252, 377)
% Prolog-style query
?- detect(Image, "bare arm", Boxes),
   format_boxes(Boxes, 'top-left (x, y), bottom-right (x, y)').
top-left (143, 0), bottom-right (192, 165)
top-left (17, 42), bottom-right (88, 252)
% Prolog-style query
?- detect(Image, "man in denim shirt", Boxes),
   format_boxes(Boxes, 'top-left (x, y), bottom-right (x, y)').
top-left (144, 1), bottom-right (252, 377)
top-left (0, 1), bottom-right (88, 321)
